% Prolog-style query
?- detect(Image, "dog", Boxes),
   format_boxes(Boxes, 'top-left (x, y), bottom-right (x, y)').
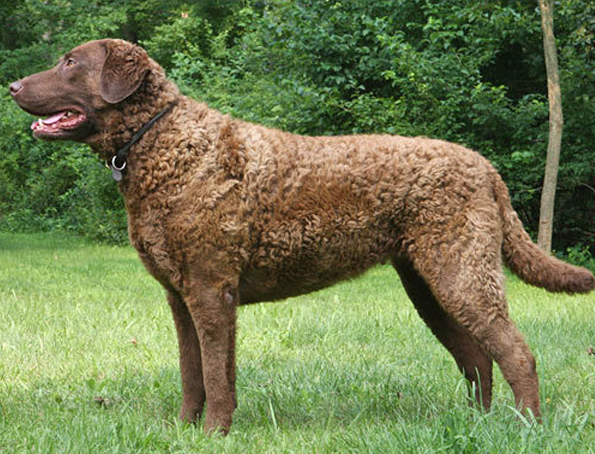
top-left (10, 39), bottom-right (594, 433)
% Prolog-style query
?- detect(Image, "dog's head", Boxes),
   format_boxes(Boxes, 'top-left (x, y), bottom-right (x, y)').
top-left (10, 39), bottom-right (161, 144)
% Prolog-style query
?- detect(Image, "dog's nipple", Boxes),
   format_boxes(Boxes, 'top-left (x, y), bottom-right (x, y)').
top-left (224, 291), bottom-right (235, 305)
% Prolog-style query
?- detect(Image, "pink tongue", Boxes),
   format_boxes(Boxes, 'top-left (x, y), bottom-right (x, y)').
top-left (43, 112), bottom-right (67, 124)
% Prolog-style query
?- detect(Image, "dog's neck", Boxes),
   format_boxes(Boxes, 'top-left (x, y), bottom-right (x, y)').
top-left (106, 101), bottom-right (178, 181)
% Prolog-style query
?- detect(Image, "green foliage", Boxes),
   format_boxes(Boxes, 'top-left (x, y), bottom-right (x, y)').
top-left (0, 0), bottom-right (593, 255)
top-left (141, 14), bottom-right (215, 70)
top-left (58, 160), bottom-right (129, 244)
top-left (559, 245), bottom-right (595, 270)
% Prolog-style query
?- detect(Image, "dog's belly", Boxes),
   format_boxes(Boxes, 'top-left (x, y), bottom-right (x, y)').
top-left (239, 261), bottom-right (378, 304)
top-left (239, 226), bottom-right (398, 304)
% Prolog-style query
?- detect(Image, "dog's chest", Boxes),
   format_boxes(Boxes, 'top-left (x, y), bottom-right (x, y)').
top-left (125, 184), bottom-right (247, 291)
top-left (128, 215), bottom-right (182, 288)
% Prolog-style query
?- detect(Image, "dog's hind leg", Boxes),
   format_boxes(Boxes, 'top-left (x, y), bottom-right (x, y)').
top-left (436, 283), bottom-right (540, 420)
top-left (167, 290), bottom-right (206, 423)
top-left (407, 198), bottom-right (540, 419)
top-left (392, 256), bottom-right (493, 410)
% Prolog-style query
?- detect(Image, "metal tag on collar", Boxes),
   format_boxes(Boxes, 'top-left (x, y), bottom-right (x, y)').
top-left (110, 156), bottom-right (126, 182)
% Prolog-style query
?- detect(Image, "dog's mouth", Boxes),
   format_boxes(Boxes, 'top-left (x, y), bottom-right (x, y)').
top-left (30, 109), bottom-right (88, 138)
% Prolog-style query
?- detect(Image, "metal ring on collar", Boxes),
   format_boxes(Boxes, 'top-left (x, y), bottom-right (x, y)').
top-left (111, 156), bottom-right (127, 171)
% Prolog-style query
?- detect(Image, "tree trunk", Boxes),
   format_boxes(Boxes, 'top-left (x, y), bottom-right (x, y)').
top-left (537, 0), bottom-right (564, 255)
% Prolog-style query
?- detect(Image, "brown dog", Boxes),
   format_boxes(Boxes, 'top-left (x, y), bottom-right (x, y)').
top-left (10, 39), bottom-right (594, 433)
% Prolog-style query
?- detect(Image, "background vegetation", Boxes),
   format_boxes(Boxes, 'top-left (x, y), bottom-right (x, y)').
top-left (0, 0), bottom-right (593, 259)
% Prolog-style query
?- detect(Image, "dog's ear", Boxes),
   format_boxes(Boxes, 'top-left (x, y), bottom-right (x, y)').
top-left (100, 40), bottom-right (150, 104)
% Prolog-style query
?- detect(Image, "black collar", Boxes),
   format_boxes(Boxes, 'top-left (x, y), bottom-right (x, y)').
top-left (107, 102), bottom-right (177, 181)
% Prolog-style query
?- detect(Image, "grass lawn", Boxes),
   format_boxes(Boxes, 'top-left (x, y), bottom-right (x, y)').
top-left (0, 232), bottom-right (594, 453)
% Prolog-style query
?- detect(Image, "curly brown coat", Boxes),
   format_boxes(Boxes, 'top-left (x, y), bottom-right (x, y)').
top-left (10, 39), bottom-right (594, 434)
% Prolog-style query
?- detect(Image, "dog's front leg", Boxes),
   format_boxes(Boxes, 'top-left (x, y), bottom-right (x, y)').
top-left (183, 278), bottom-right (238, 435)
top-left (167, 290), bottom-right (206, 423)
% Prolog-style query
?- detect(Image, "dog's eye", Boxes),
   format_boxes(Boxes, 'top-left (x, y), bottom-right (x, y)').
top-left (65, 58), bottom-right (76, 68)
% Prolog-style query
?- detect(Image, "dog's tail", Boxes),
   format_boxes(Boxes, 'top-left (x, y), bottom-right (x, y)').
top-left (491, 170), bottom-right (594, 294)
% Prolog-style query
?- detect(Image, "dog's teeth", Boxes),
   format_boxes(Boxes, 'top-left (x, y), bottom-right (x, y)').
top-left (39, 118), bottom-right (45, 125)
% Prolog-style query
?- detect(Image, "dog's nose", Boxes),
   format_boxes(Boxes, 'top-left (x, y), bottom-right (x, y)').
top-left (9, 81), bottom-right (23, 96)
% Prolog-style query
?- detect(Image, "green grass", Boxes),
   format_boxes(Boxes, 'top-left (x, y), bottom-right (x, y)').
top-left (0, 232), bottom-right (594, 453)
